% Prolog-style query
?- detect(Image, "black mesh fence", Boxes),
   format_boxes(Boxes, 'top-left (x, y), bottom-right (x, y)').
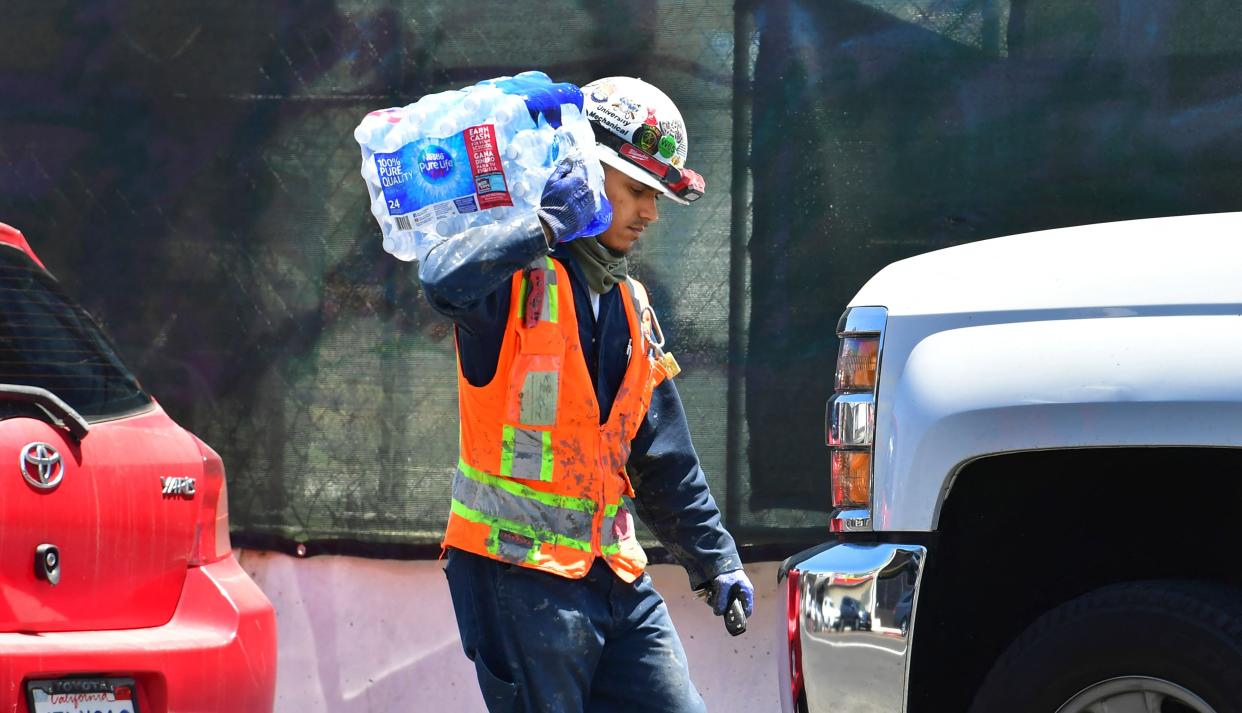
top-left (2, 0), bottom-right (1240, 555)
top-left (745, 0), bottom-right (1242, 512)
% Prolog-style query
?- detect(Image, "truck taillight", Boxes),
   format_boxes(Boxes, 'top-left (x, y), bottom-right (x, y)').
top-left (831, 450), bottom-right (872, 505)
top-left (827, 308), bottom-right (886, 524)
top-left (835, 337), bottom-right (879, 391)
top-left (785, 568), bottom-right (804, 708)
top-left (190, 438), bottom-right (232, 565)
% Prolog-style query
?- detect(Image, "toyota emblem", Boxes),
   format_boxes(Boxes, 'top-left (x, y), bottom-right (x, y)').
top-left (20, 443), bottom-right (63, 490)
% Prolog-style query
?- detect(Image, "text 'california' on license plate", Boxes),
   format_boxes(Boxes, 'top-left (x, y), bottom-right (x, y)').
top-left (26, 678), bottom-right (138, 713)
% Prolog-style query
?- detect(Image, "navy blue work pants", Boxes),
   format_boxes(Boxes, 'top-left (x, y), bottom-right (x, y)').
top-left (444, 548), bottom-right (707, 713)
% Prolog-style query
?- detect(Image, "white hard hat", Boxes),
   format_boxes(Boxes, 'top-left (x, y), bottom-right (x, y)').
top-left (582, 77), bottom-right (705, 206)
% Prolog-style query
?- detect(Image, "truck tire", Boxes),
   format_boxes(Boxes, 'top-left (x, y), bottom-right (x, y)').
top-left (968, 581), bottom-right (1242, 713)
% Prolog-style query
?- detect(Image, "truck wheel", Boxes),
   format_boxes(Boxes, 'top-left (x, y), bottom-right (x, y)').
top-left (968, 581), bottom-right (1242, 713)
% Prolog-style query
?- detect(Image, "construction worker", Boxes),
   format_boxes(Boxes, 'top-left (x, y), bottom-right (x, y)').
top-left (422, 76), bottom-right (753, 713)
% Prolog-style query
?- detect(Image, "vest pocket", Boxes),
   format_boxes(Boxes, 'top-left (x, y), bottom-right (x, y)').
top-left (506, 352), bottom-right (562, 427)
top-left (519, 370), bottom-right (558, 425)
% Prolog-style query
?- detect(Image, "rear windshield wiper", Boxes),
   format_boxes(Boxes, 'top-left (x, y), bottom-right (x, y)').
top-left (0, 385), bottom-right (91, 442)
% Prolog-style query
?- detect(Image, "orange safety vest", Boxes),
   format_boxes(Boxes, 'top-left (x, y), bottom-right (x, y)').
top-left (442, 255), bottom-right (669, 582)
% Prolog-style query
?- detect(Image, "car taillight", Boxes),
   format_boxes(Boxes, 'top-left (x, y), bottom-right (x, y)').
top-left (785, 568), bottom-right (804, 708)
top-left (826, 307), bottom-right (886, 528)
top-left (189, 438), bottom-right (232, 565)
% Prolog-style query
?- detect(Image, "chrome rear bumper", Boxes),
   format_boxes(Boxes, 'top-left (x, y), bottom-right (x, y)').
top-left (777, 542), bottom-right (926, 713)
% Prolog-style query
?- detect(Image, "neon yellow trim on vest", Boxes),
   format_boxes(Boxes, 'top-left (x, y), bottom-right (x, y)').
top-left (451, 498), bottom-right (593, 552)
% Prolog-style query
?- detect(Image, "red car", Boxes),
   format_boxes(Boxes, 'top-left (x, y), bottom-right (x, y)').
top-left (0, 223), bottom-right (276, 712)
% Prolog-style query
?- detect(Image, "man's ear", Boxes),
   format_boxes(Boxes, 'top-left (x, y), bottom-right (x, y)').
top-left (600, 164), bottom-right (621, 200)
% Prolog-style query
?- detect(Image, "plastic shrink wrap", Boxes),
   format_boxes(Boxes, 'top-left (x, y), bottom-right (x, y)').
top-left (355, 71), bottom-right (611, 262)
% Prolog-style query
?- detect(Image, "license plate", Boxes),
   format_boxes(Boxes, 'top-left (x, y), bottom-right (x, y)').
top-left (26, 678), bottom-right (138, 713)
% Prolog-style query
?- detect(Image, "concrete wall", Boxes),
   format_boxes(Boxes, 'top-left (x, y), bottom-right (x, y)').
top-left (237, 551), bottom-right (783, 712)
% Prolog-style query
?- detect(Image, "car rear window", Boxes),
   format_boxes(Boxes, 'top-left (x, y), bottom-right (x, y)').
top-left (0, 244), bottom-right (151, 420)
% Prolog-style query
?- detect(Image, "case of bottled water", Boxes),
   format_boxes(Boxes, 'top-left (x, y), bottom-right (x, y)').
top-left (355, 71), bottom-right (612, 262)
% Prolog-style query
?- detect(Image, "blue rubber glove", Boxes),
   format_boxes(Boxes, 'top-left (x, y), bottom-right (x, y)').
top-left (537, 157), bottom-right (596, 244)
top-left (710, 569), bottom-right (755, 617)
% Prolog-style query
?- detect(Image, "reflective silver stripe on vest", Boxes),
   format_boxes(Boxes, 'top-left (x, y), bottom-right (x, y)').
top-left (502, 425), bottom-right (554, 481)
top-left (453, 466), bottom-right (594, 544)
top-left (625, 277), bottom-right (650, 357)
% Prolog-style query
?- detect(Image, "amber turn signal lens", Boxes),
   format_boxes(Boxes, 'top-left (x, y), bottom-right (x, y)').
top-left (831, 450), bottom-right (871, 508)
top-left (835, 337), bottom-right (879, 392)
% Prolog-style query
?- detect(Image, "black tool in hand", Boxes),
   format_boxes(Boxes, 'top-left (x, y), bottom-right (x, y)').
top-left (722, 582), bottom-right (748, 637)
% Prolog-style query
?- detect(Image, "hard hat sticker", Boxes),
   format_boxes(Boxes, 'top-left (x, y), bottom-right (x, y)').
top-left (372, 123), bottom-right (512, 229)
top-left (633, 124), bottom-right (661, 154)
top-left (659, 120), bottom-right (687, 167)
top-left (658, 135), bottom-right (677, 158)
top-left (589, 81), bottom-right (617, 104)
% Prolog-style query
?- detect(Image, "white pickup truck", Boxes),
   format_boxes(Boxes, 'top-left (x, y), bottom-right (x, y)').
top-left (777, 212), bottom-right (1242, 713)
